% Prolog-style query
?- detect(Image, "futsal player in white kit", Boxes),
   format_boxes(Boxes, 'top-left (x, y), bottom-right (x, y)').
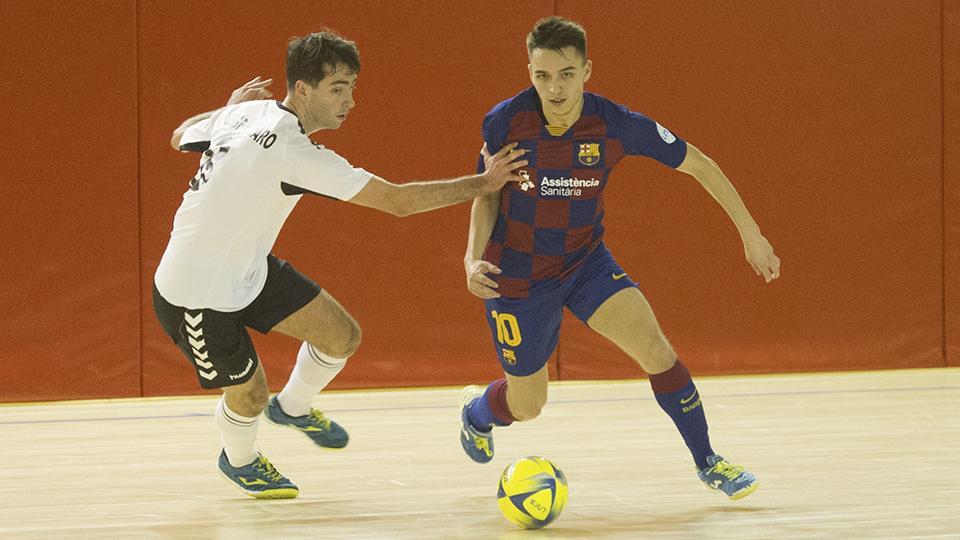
top-left (153, 31), bottom-right (528, 498)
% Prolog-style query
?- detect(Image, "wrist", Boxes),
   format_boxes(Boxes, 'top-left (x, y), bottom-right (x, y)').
top-left (473, 173), bottom-right (489, 196)
top-left (738, 224), bottom-right (762, 241)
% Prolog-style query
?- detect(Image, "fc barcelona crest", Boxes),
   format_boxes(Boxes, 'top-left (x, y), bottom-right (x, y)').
top-left (578, 143), bottom-right (601, 166)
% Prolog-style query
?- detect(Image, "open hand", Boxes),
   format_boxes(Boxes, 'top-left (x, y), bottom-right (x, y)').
top-left (480, 142), bottom-right (528, 192)
top-left (465, 258), bottom-right (503, 299)
top-left (743, 232), bottom-right (781, 283)
top-left (227, 76), bottom-right (274, 106)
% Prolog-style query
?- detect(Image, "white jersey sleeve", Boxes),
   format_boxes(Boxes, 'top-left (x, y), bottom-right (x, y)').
top-left (179, 110), bottom-right (222, 152)
top-left (284, 138), bottom-right (372, 200)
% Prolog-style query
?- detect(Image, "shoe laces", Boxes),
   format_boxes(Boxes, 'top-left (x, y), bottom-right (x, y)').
top-left (308, 409), bottom-right (332, 430)
top-left (255, 455), bottom-right (284, 482)
top-left (710, 459), bottom-right (744, 480)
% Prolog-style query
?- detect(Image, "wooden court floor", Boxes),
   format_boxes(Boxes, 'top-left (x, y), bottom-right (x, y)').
top-left (1, 368), bottom-right (958, 539)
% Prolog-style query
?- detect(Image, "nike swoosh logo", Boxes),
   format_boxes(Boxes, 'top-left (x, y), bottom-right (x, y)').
top-left (680, 390), bottom-right (699, 404)
top-left (238, 477), bottom-right (269, 486)
top-left (612, 273), bottom-right (628, 280)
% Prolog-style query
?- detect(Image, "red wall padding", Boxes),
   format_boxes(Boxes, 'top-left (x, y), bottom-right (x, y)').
top-left (0, 1), bottom-right (955, 401)
top-left (946, 0), bottom-right (960, 367)
top-left (557, 0), bottom-right (945, 378)
top-left (0, 1), bottom-right (141, 401)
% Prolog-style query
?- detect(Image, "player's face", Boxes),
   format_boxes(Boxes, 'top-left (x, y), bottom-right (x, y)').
top-left (301, 64), bottom-right (358, 131)
top-left (528, 47), bottom-right (592, 121)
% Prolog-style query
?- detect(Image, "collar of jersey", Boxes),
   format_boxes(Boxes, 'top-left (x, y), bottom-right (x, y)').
top-left (275, 101), bottom-right (307, 134)
top-left (529, 87), bottom-right (584, 139)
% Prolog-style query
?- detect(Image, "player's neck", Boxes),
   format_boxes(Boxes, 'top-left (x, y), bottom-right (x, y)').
top-left (542, 95), bottom-right (584, 128)
top-left (281, 96), bottom-right (320, 135)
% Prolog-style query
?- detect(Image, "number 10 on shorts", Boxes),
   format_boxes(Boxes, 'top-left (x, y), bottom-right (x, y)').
top-left (491, 311), bottom-right (522, 346)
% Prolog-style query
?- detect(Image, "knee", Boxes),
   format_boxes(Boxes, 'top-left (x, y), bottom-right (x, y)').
top-left (510, 398), bottom-right (546, 422)
top-left (248, 373), bottom-right (269, 407)
top-left (226, 377), bottom-right (268, 416)
top-left (249, 382), bottom-right (269, 411)
top-left (511, 403), bottom-right (544, 422)
top-left (321, 316), bottom-right (362, 359)
top-left (344, 320), bottom-right (362, 356)
top-left (634, 330), bottom-right (675, 373)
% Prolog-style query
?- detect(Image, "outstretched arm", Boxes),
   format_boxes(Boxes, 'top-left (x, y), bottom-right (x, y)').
top-left (676, 143), bottom-right (781, 282)
top-left (348, 143), bottom-right (527, 217)
top-left (170, 76), bottom-right (274, 151)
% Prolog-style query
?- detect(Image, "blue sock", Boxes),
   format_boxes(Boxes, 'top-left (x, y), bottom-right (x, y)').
top-left (467, 379), bottom-right (514, 432)
top-left (649, 360), bottom-right (715, 470)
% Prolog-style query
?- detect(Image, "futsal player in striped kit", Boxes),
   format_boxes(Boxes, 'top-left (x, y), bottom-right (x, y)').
top-left (459, 17), bottom-right (780, 500)
top-left (154, 31), bottom-right (527, 499)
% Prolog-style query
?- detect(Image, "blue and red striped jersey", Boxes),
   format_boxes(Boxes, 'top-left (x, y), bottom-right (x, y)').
top-left (479, 87), bottom-right (688, 298)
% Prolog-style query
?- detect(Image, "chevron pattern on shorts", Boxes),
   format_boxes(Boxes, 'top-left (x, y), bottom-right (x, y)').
top-left (184, 311), bottom-right (217, 380)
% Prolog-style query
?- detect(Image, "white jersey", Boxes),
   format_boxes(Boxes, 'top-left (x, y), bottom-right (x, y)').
top-left (155, 100), bottom-right (372, 311)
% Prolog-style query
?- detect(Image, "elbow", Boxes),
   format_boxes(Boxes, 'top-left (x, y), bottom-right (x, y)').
top-left (372, 180), bottom-right (421, 217)
top-left (694, 162), bottom-right (718, 181)
top-left (704, 154), bottom-right (719, 172)
top-left (170, 130), bottom-right (182, 152)
top-left (691, 147), bottom-right (719, 175)
top-left (390, 200), bottom-right (414, 217)
top-left (389, 186), bottom-right (420, 217)
top-left (376, 194), bottom-right (413, 217)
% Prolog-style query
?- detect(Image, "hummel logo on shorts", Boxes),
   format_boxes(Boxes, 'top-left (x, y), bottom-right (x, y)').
top-left (229, 358), bottom-right (254, 381)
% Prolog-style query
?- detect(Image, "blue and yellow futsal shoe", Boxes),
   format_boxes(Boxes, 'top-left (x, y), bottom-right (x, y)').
top-left (264, 395), bottom-right (349, 449)
top-left (459, 385), bottom-right (495, 464)
top-left (218, 450), bottom-right (299, 499)
top-left (698, 454), bottom-right (758, 500)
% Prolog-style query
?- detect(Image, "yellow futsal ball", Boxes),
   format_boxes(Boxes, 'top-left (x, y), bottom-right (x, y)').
top-left (497, 456), bottom-right (568, 529)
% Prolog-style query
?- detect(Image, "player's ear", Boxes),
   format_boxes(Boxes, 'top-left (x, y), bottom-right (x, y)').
top-left (294, 80), bottom-right (309, 101)
top-left (527, 63), bottom-right (534, 81)
top-left (583, 59), bottom-right (592, 84)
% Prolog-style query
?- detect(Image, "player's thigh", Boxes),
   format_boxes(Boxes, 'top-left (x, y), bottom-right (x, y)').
top-left (587, 287), bottom-right (675, 372)
top-left (153, 285), bottom-right (263, 390)
top-left (272, 289), bottom-right (361, 357)
top-left (484, 294), bottom-right (564, 380)
top-left (505, 363), bottom-right (550, 420)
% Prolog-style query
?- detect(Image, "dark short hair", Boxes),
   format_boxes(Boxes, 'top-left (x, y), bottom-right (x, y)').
top-left (526, 16), bottom-right (587, 60)
top-left (286, 31), bottom-right (361, 90)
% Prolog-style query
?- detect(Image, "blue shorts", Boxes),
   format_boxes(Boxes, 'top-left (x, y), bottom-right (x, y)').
top-left (483, 244), bottom-right (637, 376)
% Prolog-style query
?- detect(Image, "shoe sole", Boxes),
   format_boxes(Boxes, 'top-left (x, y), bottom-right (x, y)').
top-left (729, 481), bottom-right (759, 501)
top-left (705, 479), bottom-right (759, 501)
top-left (263, 410), bottom-right (349, 451)
top-left (218, 470), bottom-right (299, 499)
